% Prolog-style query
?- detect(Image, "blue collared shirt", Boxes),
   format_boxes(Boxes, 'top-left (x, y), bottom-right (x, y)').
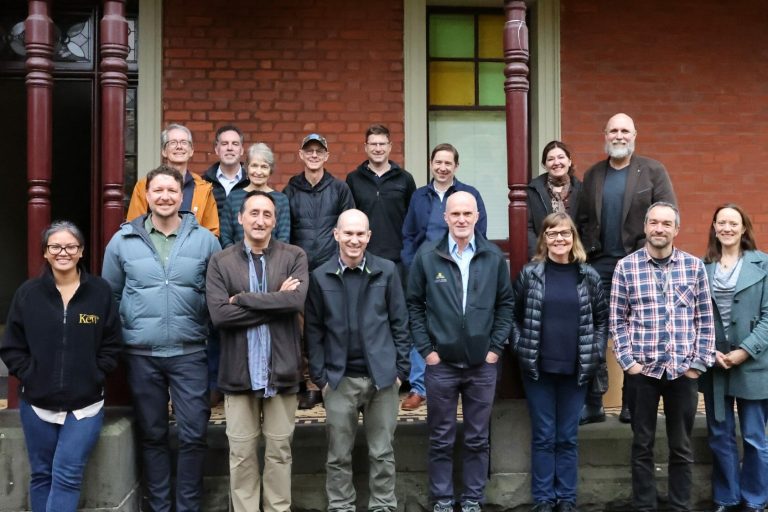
top-left (216, 165), bottom-right (243, 196)
top-left (244, 244), bottom-right (275, 396)
top-left (448, 234), bottom-right (476, 312)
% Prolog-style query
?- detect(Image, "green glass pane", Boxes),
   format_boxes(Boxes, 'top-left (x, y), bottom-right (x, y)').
top-left (479, 62), bottom-right (505, 106)
top-left (430, 62), bottom-right (475, 106)
top-left (429, 14), bottom-right (474, 58)
top-left (478, 14), bottom-right (505, 58)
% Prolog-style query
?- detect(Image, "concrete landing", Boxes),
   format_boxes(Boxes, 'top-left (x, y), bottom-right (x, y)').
top-left (0, 400), bottom-right (720, 511)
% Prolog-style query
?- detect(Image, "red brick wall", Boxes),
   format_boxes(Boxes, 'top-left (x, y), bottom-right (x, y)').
top-left (561, 0), bottom-right (768, 255)
top-left (162, 0), bottom-right (405, 190)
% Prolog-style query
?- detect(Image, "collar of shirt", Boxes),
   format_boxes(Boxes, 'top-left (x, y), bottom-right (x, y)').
top-left (216, 165), bottom-right (242, 183)
top-left (144, 213), bottom-right (179, 236)
top-left (338, 256), bottom-right (366, 272)
top-left (641, 246), bottom-right (679, 265)
top-left (448, 234), bottom-right (476, 258)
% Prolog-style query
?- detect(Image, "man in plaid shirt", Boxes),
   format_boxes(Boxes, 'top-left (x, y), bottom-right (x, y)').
top-left (611, 202), bottom-right (715, 512)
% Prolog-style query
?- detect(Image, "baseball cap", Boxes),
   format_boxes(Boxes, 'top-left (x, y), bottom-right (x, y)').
top-left (301, 133), bottom-right (328, 150)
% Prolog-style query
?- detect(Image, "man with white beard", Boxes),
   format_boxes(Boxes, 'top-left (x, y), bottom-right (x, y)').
top-left (576, 113), bottom-right (677, 425)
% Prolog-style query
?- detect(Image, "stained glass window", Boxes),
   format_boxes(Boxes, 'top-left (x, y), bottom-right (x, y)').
top-left (428, 11), bottom-right (505, 108)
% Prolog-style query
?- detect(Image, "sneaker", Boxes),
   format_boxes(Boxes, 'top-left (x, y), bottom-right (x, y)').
top-left (433, 499), bottom-right (453, 512)
top-left (462, 500), bottom-right (481, 512)
top-left (401, 392), bottom-right (426, 410)
top-left (531, 503), bottom-right (554, 512)
top-left (556, 502), bottom-right (577, 512)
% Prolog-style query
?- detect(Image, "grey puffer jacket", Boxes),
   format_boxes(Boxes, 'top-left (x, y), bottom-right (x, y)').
top-left (511, 260), bottom-right (608, 385)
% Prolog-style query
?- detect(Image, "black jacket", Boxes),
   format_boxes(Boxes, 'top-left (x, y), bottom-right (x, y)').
top-left (305, 252), bottom-right (411, 390)
top-left (511, 260), bottom-right (608, 386)
top-left (346, 161), bottom-right (416, 262)
top-left (406, 233), bottom-right (514, 366)
top-left (202, 163), bottom-right (250, 221)
top-left (526, 174), bottom-right (582, 259)
top-left (283, 170), bottom-right (355, 270)
top-left (206, 239), bottom-right (308, 392)
top-left (1, 269), bottom-right (122, 410)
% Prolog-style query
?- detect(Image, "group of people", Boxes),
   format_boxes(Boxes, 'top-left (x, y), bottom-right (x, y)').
top-left (521, 113), bottom-right (767, 512)
top-left (0, 114), bottom-right (765, 512)
top-left (0, 123), bottom-right (509, 512)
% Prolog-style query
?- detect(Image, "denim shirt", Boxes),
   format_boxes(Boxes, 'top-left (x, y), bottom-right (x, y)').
top-left (245, 245), bottom-right (275, 396)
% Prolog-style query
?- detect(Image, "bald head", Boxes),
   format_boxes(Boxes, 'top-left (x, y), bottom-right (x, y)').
top-left (334, 209), bottom-right (371, 267)
top-left (336, 209), bottom-right (369, 231)
top-left (604, 112), bottom-right (637, 164)
top-left (444, 191), bottom-right (479, 245)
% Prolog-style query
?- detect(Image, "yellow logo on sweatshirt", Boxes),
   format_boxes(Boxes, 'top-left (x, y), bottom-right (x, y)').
top-left (79, 314), bottom-right (100, 324)
top-left (434, 272), bottom-right (447, 283)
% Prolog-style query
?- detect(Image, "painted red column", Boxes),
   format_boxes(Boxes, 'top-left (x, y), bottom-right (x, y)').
top-left (11, 0), bottom-right (56, 409)
top-left (99, 0), bottom-right (131, 406)
top-left (503, 0), bottom-right (530, 280)
top-left (500, 0), bottom-right (530, 400)
top-left (99, 0), bottom-right (128, 261)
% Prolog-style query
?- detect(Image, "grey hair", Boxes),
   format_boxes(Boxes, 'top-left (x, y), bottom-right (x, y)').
top-left (161, 123), bottom-right (193, 147)
top-left (246, 142), bottom-right (275, 169)
top-left (645, 201), bottom-right (680, 227)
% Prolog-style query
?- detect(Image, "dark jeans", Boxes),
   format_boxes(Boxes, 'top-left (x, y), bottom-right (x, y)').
top-left (585, 255), bottom-right (621, 408)
top-left (425, 360), bottom-right (498, 504)
top-left (126, 351), bottom-right (210, 512)
top-left (19, 400), bottom-right (104, 512)
top-left (523, 373), bottom-right (588, 505)
top-left (628, 372), bottom-right (698, 512)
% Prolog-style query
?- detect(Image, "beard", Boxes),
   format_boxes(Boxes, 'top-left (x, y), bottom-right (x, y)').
top-left (605, 140), bottom-right (635, 160)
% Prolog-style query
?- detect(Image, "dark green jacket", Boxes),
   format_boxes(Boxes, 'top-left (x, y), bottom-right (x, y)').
top-left (406, 233), bottom-right (514, 366)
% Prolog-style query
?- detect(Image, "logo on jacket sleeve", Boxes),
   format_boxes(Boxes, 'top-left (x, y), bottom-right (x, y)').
top-left (434, 272), bottom-right (447, 283)
top-left (79, 313), bottom-right (100, 324)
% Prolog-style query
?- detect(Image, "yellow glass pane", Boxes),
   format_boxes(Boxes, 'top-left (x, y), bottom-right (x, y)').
top-left (429, 62), bottom-right (475, 106)
top-left (478, 14), bottom-right (505, 59)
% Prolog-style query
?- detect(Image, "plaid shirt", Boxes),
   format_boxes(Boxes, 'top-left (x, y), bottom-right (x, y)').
top-left (611, 247), bottom-right (715, 379)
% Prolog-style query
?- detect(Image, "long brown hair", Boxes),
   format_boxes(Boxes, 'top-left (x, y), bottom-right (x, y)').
top-left (532, 212), bottom-right (587, 263)
top-left (704, 203), bottom-right (757, 263)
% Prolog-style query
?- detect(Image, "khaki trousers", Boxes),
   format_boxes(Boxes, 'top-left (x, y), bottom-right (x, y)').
top-left (224, 392), bottom-right (298, 512)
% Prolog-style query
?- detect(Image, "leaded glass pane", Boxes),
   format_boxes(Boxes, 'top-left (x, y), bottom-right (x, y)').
top-left (429, 14), bottom-right (473, 59)
top-left (429, 61), bottom-right (475, 106)
top-left (478, 14), bottom-right (504, 59)
top-left (127, 18), bottom-right (137, 64)
top-left (479, 62), bottom-right (505, 106)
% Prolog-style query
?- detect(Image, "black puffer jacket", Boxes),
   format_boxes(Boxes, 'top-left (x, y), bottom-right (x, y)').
top-left (511, 260), bottom-right (608, 385)
top-left (283, 170), bottom-right (355, 270)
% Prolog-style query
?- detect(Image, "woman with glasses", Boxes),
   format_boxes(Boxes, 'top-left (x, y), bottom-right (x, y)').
top-left (220, 142), bottom-right (291, 247)
top-left (526, 141), bottom-right (582, 259)
top-left (1, 221), bottom-right (121, 512)
top-left (511, 213), bottom-right (608, 512)
top-left (701, 204), bottom-right (768, 512)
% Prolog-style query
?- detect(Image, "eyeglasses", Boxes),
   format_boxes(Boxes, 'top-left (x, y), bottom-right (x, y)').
top-left (166, 140), bottom-right (192, 149)
top-left (365, 142), bottom-right (390, 148)
top-left (544, 230), bottom-right (573, 240)
top-left (47, 244), bottom-right (81, 255)
top-left (302, 148), bottom-right (327, 156)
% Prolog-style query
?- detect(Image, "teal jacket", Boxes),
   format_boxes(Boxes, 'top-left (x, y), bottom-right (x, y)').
top-left (703, 250), bottom-right (768, 421)
top-left (102, 213), bottom-right (221, 357)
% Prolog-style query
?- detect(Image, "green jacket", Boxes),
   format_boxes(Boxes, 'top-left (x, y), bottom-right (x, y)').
top-left (703, 250), bottom-right (768, 421)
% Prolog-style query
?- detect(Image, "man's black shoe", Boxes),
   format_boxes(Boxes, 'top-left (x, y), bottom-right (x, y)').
top-left (618, 405), bottom-right (632, 423)
top-left (712, 506), bottom-right (739, 512)
top-left (579, 404), bottom-right (606, 425)
top-left (298, 389), bottom-right (323, 410)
